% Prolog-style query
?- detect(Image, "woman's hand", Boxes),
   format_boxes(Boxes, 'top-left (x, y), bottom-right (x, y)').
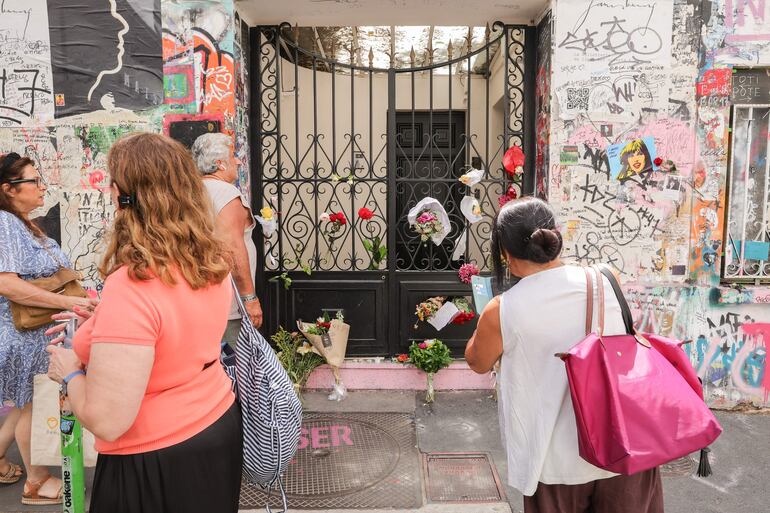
top-left (45, 307), bottom-right (95, 344)
top-left (63, 296), bottom-right (98, 312)
top-left (46, 345), bottom-right (84, 384)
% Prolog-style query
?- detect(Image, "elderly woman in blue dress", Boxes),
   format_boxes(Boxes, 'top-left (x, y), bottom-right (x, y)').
top-left (0, 152), bottom-right (96, 505)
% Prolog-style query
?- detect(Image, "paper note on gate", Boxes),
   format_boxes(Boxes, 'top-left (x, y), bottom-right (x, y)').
top-left (471, 275), bottom-right (494, 314)
top-left (428, 301), bottom-right (460, 331)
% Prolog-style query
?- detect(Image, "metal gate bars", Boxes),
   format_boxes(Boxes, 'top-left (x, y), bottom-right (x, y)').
top-left (250, 22), bottom-right (534, 355)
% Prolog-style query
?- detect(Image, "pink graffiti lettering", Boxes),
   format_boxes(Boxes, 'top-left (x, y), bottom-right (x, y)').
top-left (298, 425), bottom-right (354, 450)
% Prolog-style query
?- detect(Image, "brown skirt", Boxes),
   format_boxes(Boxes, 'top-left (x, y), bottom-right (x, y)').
top-left (523, 467), bottom-right (664, 513)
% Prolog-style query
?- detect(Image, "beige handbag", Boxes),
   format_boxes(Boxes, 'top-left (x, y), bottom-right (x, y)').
top-left (30, 375), bottom-right (98, 467)
top-left (9, 268), bottom-right (88, 331)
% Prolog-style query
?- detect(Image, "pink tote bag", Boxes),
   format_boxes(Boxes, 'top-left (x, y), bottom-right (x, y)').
top-left (558, 266), bottom-right (722, 476)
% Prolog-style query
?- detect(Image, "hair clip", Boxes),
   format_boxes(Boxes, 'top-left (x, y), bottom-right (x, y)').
top-left (117, 194), bottom-right (136, 208)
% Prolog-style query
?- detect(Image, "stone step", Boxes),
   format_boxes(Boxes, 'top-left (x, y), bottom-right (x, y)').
top-left (305, 360), bottom-right (495, 391)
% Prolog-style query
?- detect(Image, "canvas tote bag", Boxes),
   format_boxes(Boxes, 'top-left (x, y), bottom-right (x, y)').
top-left (30, 375), bottom-right (98, 467)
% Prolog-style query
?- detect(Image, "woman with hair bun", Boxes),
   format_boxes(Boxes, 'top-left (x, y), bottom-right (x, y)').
top-left (464, 197), bottom-right (663, 513)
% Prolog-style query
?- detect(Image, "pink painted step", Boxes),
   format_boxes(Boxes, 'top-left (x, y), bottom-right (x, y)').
top-left (304, 361), bottom-right (495, 391)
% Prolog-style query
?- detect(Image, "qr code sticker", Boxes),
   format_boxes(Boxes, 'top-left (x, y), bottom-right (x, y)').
top-left (566, 87), bottom-right (589, 111)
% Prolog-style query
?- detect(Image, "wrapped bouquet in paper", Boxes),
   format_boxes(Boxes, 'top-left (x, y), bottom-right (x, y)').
top-left (255, 206), bottom-right (278, 237)
top-left (458, 168), bottom-right (484, 186)
top-left (460, 196), bottom-right (483, 224)
top-left (297, 311), bottom-right (350, 401)
top-left (408, 197), bottom-right (451, 245)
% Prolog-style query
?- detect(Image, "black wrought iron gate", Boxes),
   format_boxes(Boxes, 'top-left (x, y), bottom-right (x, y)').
top-left (250, 22), bottom-right (535, 356)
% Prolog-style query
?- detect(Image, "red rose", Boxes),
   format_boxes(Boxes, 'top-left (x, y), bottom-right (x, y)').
top-left (358, 207), bottom-right (374, 220)
top-left (336, 212), bottom-right (347, 225)
top-left (503, 146), bottom-right (525, 174)
top-left (328, 213), bottom-right (338, 223)
top-left (396, 354), bottom-right (409, 363)
top-left (654, 157), bottom-right (663, 167)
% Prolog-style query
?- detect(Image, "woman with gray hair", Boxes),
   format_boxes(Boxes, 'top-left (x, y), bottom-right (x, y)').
top-left (192, 133), bottom-right (262, 345)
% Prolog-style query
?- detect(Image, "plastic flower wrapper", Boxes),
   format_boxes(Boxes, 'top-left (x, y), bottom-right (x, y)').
top-left (407, 197), bottom-right (451, 245)
top-left (503, 146), bottom-right (525, 176)
top-left (458, 168), bottom-right (484, 186)
top-left (460, 196), bottom-right (483, 224)
top-left (450, 297), bottom-right (476, 325)
top-left (452, 229), bottom-right (467, 261)
top-left (256, 206), bottom-right (278, 237)
top-left (297, 311), bottom-right (350, 401)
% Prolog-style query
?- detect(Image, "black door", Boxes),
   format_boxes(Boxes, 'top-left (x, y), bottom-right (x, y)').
top-left (392, 111), bottom-right (478, 356)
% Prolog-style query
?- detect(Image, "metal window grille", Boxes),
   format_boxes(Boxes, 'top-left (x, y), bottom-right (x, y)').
top-left (723, 104), bottom-right (770, 282)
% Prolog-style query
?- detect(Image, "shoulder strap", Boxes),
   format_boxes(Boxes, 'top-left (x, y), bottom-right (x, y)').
top-left (591, 266), bottom-right (605, 336)
top-left (583, 267), bottom-right (594, 336)
top-left (597, 265), bottom-right (635, 335)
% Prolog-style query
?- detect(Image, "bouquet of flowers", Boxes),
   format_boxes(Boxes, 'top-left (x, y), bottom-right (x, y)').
top-left (415, 296), bottom-right (446, 326)
top-left (450, 297), bottom-right (475, 325)
top-left (458, 263), bottom-right (480, 284)
top-left (414, 209), bottom-right (444, 242)
top-left (256, 206), bottom-right (278, 237)
top-left (503, 146), bottom-right (525, 177)
top-left (298, 310), bottom-right (350, 401)
top-left (404, 339), bottom-right (453, 402)
top-left (272, 327), bottom-right (325, 399)
top-left (407, 197), bottom-right (451, 246)
top-left (498, 185), bottom-right (518, 208)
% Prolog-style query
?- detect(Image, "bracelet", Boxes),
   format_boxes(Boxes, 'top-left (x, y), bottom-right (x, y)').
top-left (240, 294), bottom-right (259, 303)
top-left (63, 369), bottom-right (86, 384)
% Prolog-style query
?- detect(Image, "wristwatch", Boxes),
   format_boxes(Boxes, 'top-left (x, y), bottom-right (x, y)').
top-left (62, 369), bottom-right (85, 396)
top-left (240, 293), bottom-right (259, 303)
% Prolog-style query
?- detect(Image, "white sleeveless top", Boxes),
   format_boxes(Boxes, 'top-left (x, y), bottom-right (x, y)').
top-left (203, 179), bottom-right (257, 320)
top-left (497, 265), bottom-right (621, 496)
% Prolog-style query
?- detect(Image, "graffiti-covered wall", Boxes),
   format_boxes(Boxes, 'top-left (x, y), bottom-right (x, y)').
top-left (548, 0), bottom-right (769, 407)
top-left (0, 0), bottom-right (249, 294)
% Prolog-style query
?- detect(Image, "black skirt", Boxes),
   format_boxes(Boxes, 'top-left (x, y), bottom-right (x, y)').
top-left (89, 402), bottom-right (243, 513)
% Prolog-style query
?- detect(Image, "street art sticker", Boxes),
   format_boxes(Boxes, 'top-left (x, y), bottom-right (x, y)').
top-left (553, 0), bottom-right (674, 120)
top-left (47, 0), bottom-right (163, 118)
top-left (607, 137), bottom-right (658, 181)
top-left (0, 0), bottom-right (55, 126)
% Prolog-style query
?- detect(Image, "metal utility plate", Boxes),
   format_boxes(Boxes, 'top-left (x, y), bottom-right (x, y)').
top-left (424, 453), bottom-right (505, 503)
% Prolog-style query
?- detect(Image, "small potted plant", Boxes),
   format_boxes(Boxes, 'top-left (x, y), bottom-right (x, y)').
top-left (400, 339), bottom-right (453, 403)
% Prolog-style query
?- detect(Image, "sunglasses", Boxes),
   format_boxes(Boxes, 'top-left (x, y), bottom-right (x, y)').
top-left (7, 177), bottom-right (46, 188)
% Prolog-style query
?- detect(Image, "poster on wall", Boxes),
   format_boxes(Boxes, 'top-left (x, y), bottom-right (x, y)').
top-left (553, 0), bottom-right (674, 121)
top-left (607, 137), bottom-right (658, 181)
top-left (46, 0), bottom-right (163, 118)
top-left (0, 0), bottom-right (55, 127)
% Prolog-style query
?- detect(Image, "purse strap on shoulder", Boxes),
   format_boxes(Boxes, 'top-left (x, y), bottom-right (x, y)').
top-left (597, 265), bottom-right (635, 336)
top-left (583, 267), bottom-right (594, 336)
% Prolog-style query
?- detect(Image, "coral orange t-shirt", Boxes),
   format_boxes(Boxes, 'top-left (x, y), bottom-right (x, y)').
top-left (73, 266), bottom-right (235, 455)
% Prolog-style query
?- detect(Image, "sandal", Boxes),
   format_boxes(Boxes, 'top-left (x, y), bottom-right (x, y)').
top-left (0, 457), bottom-right (22, 484)
top-left (21, 475), bottom-right (62, 505)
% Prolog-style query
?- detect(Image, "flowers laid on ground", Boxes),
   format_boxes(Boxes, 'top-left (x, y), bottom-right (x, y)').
top-left (407, 338), bottom-right (453, 403)
top-left (272, 327), bottom-right (325, 398)
top-left (458, 263), bottom-right (480, 284)
top-left (450, 297), bottom-right (475, 325)
top-left (298, 310), bottom-right (351, 401)
top-left (503, 146), bottom-right (525, 177)
top-left (358, 206), bottom-right (387, 269)
top-left (498, 185), bottom-right (518, 208)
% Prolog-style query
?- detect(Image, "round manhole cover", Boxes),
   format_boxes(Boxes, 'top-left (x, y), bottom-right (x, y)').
top-left (284, 418), bottom-right (401, 497)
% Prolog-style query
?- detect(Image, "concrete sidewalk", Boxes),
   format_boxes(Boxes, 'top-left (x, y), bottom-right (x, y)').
top-left (0, 390), bottom-right (768, 513)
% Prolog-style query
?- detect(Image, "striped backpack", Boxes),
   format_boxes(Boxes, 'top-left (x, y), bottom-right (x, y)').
top-left (222, 279), bottom-right (303, 512)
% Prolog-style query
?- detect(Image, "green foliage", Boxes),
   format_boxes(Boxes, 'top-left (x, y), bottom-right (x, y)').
top-left (363, 236), bottom-right (387, 270)
top-left (272, 327), bottom-right (325, 386)
top-left (408, 339), bottom-right (452, 374)
top-left (269, 272), bottom-right (292, 289)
